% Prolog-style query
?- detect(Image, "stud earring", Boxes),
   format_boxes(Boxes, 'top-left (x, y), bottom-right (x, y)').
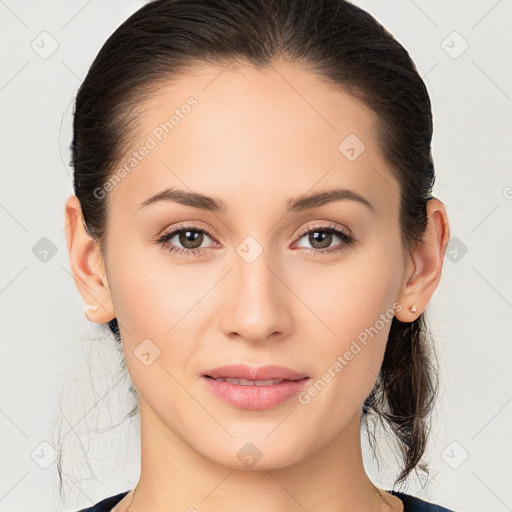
top-left (409, 305), bottom-right (418, 313)
top-left (85, 304), bottom-right (99, 312)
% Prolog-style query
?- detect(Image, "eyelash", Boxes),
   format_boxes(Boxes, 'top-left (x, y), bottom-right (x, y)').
top-left (155, 222), bottom-right (356, 258)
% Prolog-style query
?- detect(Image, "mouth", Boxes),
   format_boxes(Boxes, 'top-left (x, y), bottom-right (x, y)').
top-left (200, 365), bottom-right (310, 410)
top-left (203, 375), bottom-right (308, 386)
top-left (201, 363), bottom-right (309, 382)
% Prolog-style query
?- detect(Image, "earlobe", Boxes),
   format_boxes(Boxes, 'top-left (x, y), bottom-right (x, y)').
top-left (394, 198), bottom-right (450, 322)
top-left (64, 194), bottom-right (116, 324)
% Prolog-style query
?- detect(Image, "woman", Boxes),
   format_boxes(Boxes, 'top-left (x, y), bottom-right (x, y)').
top-left (65, 0), bottom-right (455, 510)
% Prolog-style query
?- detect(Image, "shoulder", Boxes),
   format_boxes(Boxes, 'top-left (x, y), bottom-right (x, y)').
top-left (75, 490), bottom-right (130, 512)
top-left (75, 488), bottom-right (459, 512)
top-left (388, 490), bottom-right (460, 512)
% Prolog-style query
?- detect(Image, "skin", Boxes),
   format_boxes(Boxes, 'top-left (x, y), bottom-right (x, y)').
top-left (65, 61), bottom-right (450, 512)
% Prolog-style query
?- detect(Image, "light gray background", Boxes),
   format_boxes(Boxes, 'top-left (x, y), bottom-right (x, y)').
top-left (0, 1), bottom-right (511, 511)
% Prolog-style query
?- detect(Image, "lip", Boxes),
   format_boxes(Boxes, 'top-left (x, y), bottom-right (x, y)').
top-left (201, 364), bottom-right (308, 381)
top-left (201, 364), bottom-right (310, 410)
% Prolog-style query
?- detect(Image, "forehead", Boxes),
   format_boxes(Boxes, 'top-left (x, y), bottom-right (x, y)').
top-left (108, 61), bottom-right (400, 220)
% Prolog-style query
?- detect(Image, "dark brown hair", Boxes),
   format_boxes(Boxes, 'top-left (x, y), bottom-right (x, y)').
top-left (65, 0), bottom-right (440, 491)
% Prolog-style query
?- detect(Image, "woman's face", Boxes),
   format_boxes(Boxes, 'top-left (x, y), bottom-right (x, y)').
top-left (101, 61), bottom-right (408, 469)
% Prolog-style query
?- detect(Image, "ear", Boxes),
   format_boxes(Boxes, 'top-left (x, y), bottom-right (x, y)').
top-left (64, 194), bottom-right (115, 324)
top-left (394, 198), bottom-right (450, 322)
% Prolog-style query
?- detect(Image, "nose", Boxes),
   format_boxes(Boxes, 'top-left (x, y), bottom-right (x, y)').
top-left (220, 249), bottom-right (292, 344)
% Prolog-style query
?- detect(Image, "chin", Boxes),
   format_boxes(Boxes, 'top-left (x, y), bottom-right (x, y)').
top-left (199, 436), bottom-right (312, 472)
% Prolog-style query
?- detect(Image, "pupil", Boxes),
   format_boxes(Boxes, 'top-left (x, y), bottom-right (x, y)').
top-left (180, 230), bottom-right (202, 248)
top-left (311, 231), bottom-right (331, 249)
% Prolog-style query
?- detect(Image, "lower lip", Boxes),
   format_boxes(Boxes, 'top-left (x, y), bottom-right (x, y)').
top-left (201, 376), bottom-right (310, 410)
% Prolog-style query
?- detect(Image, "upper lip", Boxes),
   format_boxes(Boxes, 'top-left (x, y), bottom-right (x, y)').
top-left (202, 364), bottom-right (309, 381)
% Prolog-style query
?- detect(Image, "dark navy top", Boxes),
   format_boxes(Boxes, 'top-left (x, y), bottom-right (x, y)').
top-left (76, 489), bottom-right (458, 511)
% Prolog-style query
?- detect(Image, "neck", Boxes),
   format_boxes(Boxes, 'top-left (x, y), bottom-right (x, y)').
top-left (120, 399), bottom-right (400, 512)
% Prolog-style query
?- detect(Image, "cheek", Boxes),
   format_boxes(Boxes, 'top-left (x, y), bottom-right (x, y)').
top-left (298, 295), bottom-right (395, 438)
top-left (105, 241), bottom-right (211, 381)
top-left (296, 241), bottom-right (402, 413)
top-left (106, 240), bottom-right (204, 341)
top-left (105, 247), bottom-right (202, 416)
top-left (299, 239), bottom-right (402, 347)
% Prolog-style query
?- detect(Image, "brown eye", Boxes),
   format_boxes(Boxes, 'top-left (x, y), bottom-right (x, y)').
top-left (176, 229), bottom-right (205, 249)
top-left (157, 224), bottom-right (217, 257)
top-left (156, 222), bottom-right (356, 258)
top-left (293, 223), bottom-right (356, 255)
top-left (307, 230), bottom-right (334, 249)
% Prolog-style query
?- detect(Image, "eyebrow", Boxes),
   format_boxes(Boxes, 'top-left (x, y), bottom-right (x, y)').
top-left (137, 186), bottom-right (374, 213)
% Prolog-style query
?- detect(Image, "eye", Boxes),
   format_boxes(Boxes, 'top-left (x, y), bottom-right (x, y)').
top-left (292, 222), bottom-right (356, 256)
top-left (156, 223), bottom-right (217, 257)
top-left (156, 221), bottom-right (357, 258)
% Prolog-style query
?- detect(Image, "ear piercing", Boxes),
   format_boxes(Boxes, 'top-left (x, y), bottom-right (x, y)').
top-left (83, 302), bottom-right (419, 314)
